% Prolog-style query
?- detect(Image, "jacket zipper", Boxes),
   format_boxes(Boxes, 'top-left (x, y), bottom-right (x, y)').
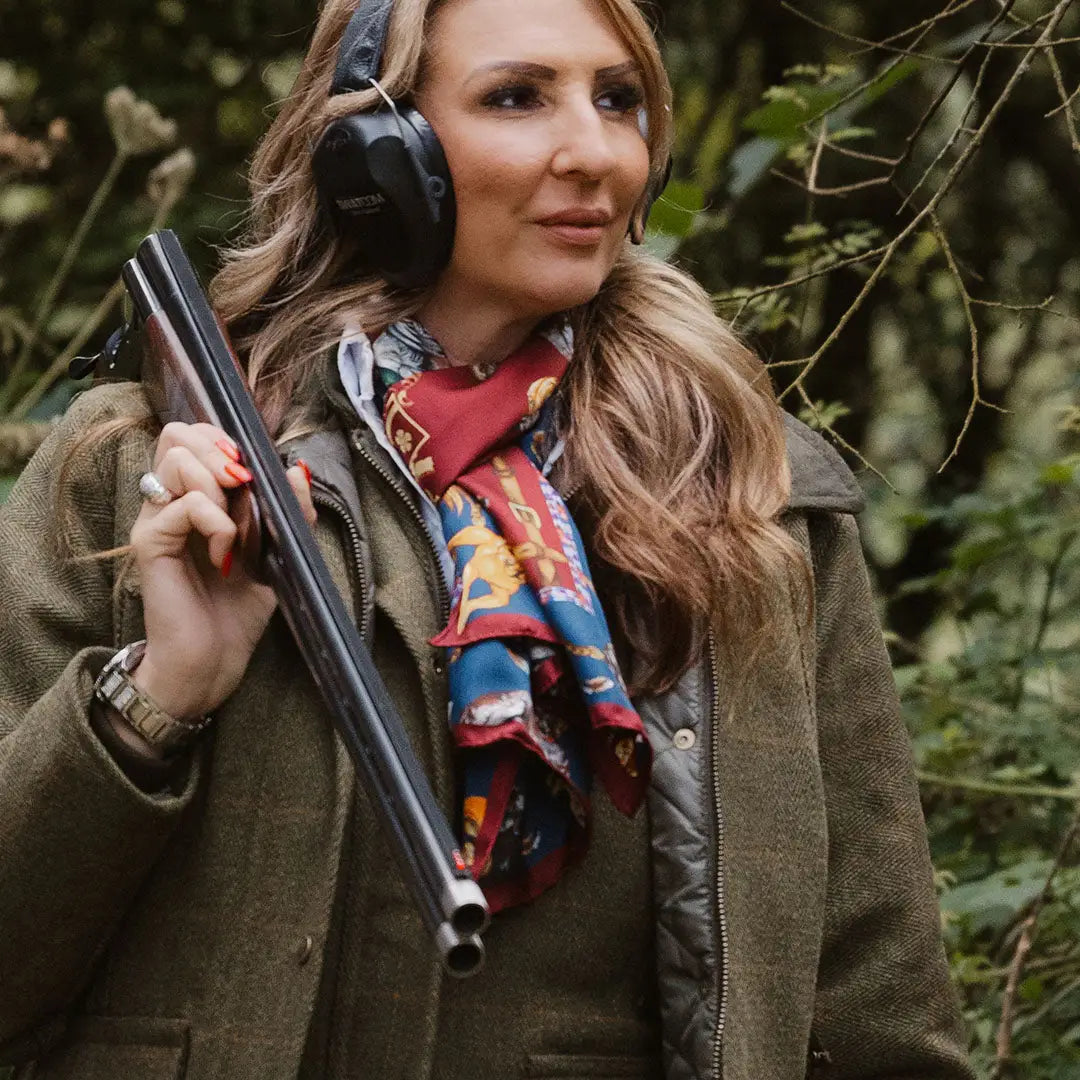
top-left (708, 628), bottom-right (730, 1078)
top-left (310, 483), bottom-right (372, 644)
top-left (349, 429), bottom-right (451, 621)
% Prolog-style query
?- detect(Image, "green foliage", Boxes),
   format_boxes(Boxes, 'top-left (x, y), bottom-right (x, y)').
top-left (896, 451), bottom-right (1080, 1075)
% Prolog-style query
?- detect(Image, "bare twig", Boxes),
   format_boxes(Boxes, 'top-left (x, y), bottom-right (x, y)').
top-left (1033, 533), bottom-right (1077, 656)
top-left (916, 771), bottom-right (1080, 801)
top-left (810, 140), bottom-right (901, 166)
top-left (779, 0), bottom-right (1076, 413)
top-left (1044, 45), bottom-right (1080, 150)
top-left (0, 151), bottom-right (127, 412)
top-left (897, 13), bottom-right (1006, 216)
top-left (793, 384), bottom-right (891, 486)
top-left (771, 166), bottom-right (894, 197)
top-left (931, 212), bottom-right (997, 471)
top-left (893, 0), bottom-right (1021, 183)
top-left (778, 2), bottom-right (958, 62)
top-left (6, 281), bottom-right (125, 422)
top-left (1044, 75), bottom-right (1080, 118)
top-left (7, 151), bottom-right (192, 421)
top-left (776, 0), bottom-right (975, 150)
top-left (995, 913), bottom-right (1038, 1073)
top-left (716, 238), bottom-right (895, 320)
top-left (992, 802), bottom-right (1080, 1076)
top-left (983, 33), bottom-right (1080, 47)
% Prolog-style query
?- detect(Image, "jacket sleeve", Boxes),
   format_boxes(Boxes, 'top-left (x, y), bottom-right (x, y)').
top-left (0, 385), bottom-right (199, 1061)
top-left (807, 510), bottom-right (974, 1080)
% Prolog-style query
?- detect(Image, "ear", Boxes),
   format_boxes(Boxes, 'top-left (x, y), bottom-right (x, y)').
top-left (628, 193), bottom-right (648, 245)
top-left (630, 156), bottom-right (672, 246)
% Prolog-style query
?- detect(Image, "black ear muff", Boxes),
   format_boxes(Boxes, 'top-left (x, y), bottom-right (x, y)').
top-left (312, 103), bottom-right (455, 288)
top-left (311, 0), bottom-right (456, 289)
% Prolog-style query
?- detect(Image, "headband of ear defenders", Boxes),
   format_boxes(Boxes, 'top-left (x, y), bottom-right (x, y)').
top-left (332, 0), bottom-right (395, 93)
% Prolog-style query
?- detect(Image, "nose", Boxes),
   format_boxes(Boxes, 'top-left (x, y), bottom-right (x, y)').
top-left (549, 92), bottom-right (619, 182)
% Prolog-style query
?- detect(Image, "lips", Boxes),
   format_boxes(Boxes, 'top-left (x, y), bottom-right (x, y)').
top-left (537, 209), bottom-right (613, 227)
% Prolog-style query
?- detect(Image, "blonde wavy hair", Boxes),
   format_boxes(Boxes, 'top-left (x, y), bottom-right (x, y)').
top-left (211, 0), bottom-right (802, 693)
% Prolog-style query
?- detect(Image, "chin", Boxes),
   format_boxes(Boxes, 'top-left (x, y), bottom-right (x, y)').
top-left (517, 261), bottom-right (614, 316)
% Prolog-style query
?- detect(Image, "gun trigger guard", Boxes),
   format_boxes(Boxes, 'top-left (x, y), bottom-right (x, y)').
top-left (71, 324), bottom-right (144, 382)
top-left (67, 352), bottom-right (99, 381)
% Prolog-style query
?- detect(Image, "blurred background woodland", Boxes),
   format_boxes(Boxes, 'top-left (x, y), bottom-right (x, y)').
top-left (1, 0), bottom-right (1079, 1074)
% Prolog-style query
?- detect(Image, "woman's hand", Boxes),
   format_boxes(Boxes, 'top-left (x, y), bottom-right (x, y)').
top-left (127, 422), bottom-right (316, 721)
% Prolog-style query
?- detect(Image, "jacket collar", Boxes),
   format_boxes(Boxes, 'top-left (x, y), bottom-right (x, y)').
top-left (783, 412), bottom-right (865, 513)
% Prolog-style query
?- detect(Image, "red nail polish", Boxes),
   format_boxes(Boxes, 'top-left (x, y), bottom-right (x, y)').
top-left (296, 458), bottom-right (313, 487)
top-left (221, 551), bottom-right (233, 579)
top-left (216, 438), bottom-right (241, 463)
top-left (224, 462), bottom-right (253, 485)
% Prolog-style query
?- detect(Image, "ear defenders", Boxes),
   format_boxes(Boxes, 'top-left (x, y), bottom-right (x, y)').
top-left (311, 0), bottom-right (671, 290)
top-left (312, 0), bottom-right (455, 289)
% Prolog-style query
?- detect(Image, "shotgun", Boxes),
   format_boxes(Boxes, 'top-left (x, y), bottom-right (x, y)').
top-left (86, 229), bottom-right (489, 976)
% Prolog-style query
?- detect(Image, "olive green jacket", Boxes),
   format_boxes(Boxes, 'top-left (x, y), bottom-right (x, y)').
top-left (0, 383), bottom-right (973, 1080)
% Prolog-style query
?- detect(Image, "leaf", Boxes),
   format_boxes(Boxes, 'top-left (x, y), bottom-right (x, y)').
top-left (217, 96), bottom-right (263, 143)
top-left (0, 184), bottom-right (52, 226)
top-left (829, 126), bottom-right (876, 143)
top-left (646, 179), bottom-right (705, 240)
top-left (798, 399), bottom-right (851, 430)
top-left (0, 61), bottom-right (39, 102)
top-left (209, 52), bottom-right (248, 90)
top-left (726, 136), bottom-right (785, 200)
top-left (940, 859), bottom-right (1053, 936)
top-left (742, 82), bottom-right (852, 139)
top-left (45, 302), bottom-right (97, 341)
top-left (261, 54), bottom-right (304, 101)
top-left (1040, 461), bottom-right (1075, 487)
top-left (156, 0), bottom-right (185, 26)
top-left (784, 222), bottom-right (828, 245)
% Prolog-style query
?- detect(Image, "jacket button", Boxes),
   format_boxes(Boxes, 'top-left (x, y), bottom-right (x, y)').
top-left (296, 935), bottom-right (314, 966)
top-left (673, 728), bottom-right (696, 750)
top-left (433, 656), bottom-right (446, 675)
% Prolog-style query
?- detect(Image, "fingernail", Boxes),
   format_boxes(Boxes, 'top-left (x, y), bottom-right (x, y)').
top-left (224, 462), bottom-right (253, 484)
top-left (216, 438), bottom-right (241, 463)
top-left (296, 458), bottom-right (313, 487)
top-left (221, 551), bottom-right (233, 579)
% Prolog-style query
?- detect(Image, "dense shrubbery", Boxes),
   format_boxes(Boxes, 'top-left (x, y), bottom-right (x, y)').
top-left (2, 1), bottom-right (1079, 1074)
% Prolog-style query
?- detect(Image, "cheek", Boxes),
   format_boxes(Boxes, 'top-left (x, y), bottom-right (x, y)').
top-left (445, 130), bottom-right (549, 223)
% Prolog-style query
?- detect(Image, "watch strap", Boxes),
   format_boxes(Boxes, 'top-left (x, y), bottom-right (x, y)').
top-left (94, 642), bottom-right (210, 754)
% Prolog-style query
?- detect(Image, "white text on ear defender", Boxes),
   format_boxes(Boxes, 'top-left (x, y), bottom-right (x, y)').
top-left (337, 193), bottom-right (387, 212)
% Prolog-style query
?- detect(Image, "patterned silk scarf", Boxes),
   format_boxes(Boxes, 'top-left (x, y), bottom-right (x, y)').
top-left (379, 325), bottom-right (652, 910)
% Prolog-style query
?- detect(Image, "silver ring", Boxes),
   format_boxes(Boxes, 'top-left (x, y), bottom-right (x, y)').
top-left (139, 471), bottom-right (175, 507)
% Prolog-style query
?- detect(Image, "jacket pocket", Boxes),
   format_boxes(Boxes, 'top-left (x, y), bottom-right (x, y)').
top-left (30, 1016), bottom-right (189, 1080)
top-left (525, 1054), bottom-right (657, 1079)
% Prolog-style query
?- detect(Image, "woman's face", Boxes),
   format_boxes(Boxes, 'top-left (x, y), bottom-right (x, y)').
top-left (415, 0), bottom-right (652, 320)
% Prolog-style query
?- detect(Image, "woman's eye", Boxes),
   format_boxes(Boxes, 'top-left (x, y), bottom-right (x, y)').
top-left (596, 83), bottom-right (645, 113)
top-left (482, 85), bottom-right (541, 110)
top-left (480, 81), bottom-right (644, 115)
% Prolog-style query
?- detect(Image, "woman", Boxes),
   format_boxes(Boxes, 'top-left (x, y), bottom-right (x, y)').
top-left (0, 0), bottom-right (974, 1077)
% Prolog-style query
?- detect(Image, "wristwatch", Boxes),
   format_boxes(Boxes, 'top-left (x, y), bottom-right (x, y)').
top-left (93, 641), bottom-right (211, 755)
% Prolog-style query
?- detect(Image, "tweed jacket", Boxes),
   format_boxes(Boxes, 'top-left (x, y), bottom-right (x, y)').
top-left (0, 382), bottom-right (973, 1080)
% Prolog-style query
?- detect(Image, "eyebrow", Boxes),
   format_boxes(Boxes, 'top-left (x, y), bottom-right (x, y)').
top-left (465, 59), bottom-right (642, 86)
